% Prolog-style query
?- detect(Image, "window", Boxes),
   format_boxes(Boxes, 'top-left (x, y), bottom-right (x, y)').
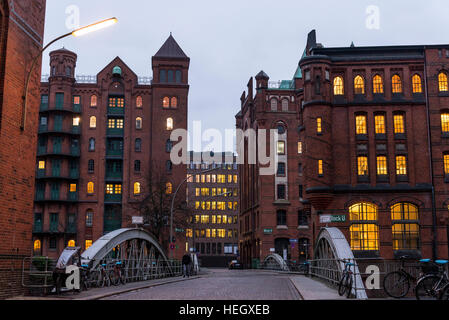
top-left (166, 182), bottom-right (173, 194)
top-left (377, 156), bottom-right (388, 175)
top-left (396, 156), bottom-right (408, 176)
top-left (168, 70), bottom-right (174, 83)
top-left (176, 70), bottom-right (182, 83)
top-left (298, 142), bottom-right (303, 154)
top-left (277, 141), bottom-right (285, 155)
top-left (33, 240), bottom-right (41, 251)
top-left (281, 99), bottom-right (289, 111)
top-left (163, 97), bottom-right (170, 108)
top-left (333, 76), bottom-right (344, 95)
top-left (354, 75), bottom-right (365, 94)
top-left (441, 113), bottom-right (449, 133)
top-left (89, 138), bottom-right (95, 151)
top-left (356, 115), bottom-right (367, 135)
top-left (391, 203), bottom-right (420, 250)
top-left (134, 160), bottom-right (141, 172)
top-left (166, 139), bottom-right (173, 153)
top-left (277, 124), bottom-right (286, 134)
top-left (73, 117), bottom-right (80, 127)
top-left (298, 210), bottom-right (308, 226)
top-left (271, 99), bottom-right (278, 111)
top-left (349, 203), bottom-right (379, 251)
top-left (134, 182), bottom-right (141, 195)
top-left (171, 97), bottom-right (178, 108)
top-left (87, 182), bottom-right (94, 194)
top-left (277, 210), bottom-right (287, 226)
top-left (160, 69), bottom-right (166, 82)
top-left (317, 117), bottom-right (322, 134)
top-left (88, 160), bottom-right (94, 173)
top-left (90, 116), bottom-right (96, 128)
top-left (135, 138), bottom-right (142, 152)
top-left (394, 114), bottom-right (405, 134)
top-left (277, 162), bottom-right (286, 175)
top-left (90, 95), bottom-right (97, 107)
top-left (375, 115), bottom-right (386, 135)
top-left (136, 117), bottom-right (142, 129)
top-left (439, 72), bottom-right (448, 92)
top-left (136, 96), bottom-right (143, 108)
top-left (166, 160), bottom-right (173, 172)
top-left (38, 161), bottom-right (46, 170)
top-left (412, 74), bottom-right (423, 93)
top-left (373, 75), bottom-right (384, 94)
top-left (68, 240), bottom-right (76, 247)
top-left (85, 240), bottom-right (93, 250)
top-left (318, 160), bottom-right (324, 176)
top-left (277, 184), bottom-right (286, 200)
top-left (357, 156), bottom-right (369, 176)
top-left (69, 184), bottom-right (77, 193)
top-left (444, 154), bottom-right (449, 175)
top-left (73, 96), bottom-right (80, 105)
top-left (86, 210), bottom-right (93, 227)
top-left (167, 118), bottom-right (173, 131)
top-left (392, 75), bottom-right (402, 93)
top-left (66, 66), bottom-right (72, 77)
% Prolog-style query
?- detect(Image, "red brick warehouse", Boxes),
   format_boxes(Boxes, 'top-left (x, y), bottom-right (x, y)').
top-left (33, 35), bottom-right (190, 260)
top-left (236, 30), bottom-right (449, 268)
top-left (0, 0), bottom-right (46, 299)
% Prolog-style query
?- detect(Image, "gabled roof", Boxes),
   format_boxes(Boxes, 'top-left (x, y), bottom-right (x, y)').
top-left (256, 70), bottom-right (269, 79)
top-left (154, 34), bottom-right (188, 58)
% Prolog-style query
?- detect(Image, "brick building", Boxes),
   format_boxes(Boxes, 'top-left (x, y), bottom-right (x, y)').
top-left (236, 30), bottom-right (449, 268)
top-left (0, 0), bottom-right (46, 298)
top-left (32, 35), bottom-right (189, 260)
top-left (186, 152), bottom-right (239, 267)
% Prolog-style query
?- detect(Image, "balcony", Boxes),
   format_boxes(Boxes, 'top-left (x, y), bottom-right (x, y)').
top-left (107, 107), bottom-right (124, 115)
top-left (67, 192), bottom-right (78, 202)
top-left (105, 194), bottom-right (122, 203)
top-left (107, 128), bottom-right (124, 136)
top-left (33, 222), bottom-right (43, 233)
top-left (49, 222), bottom-right (59, 233)
top-left (106, 171), bottom-right (123, 181)
top-left (72, 104), bottom-right (81, 113)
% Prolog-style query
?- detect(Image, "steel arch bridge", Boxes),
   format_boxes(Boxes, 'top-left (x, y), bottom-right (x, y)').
top-left (81, 228), bottom-right (178, 283)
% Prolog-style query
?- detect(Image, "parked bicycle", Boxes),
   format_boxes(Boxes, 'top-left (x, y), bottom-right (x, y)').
top-left (338, 260), bottom-right (354, 298)
top-left (415, 259), bottom-right (449, 300)
top-left (110, 260), bottom-right (127, 286)
top-left (95, 263), bottom-right (112, 288)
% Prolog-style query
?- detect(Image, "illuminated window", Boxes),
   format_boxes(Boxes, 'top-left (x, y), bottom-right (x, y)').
top-left (167, 118), bottom-right (173, 131)
top-left (34, 240), bottom-right (41, 251)
top-left (444, 154), bottom-right (449, 175)
top-left (117, 119), bottom-right (124, 129)
top-left (38, 161), bottom-right (46, 170)
top-left (87, 182), bottom-right (94, 194)
top-left (186, 229), bottom-right (193, 238)
top-left (317, 117), bottom-right (322, 134)
top-left (391, 203), bottom-right (420, 250)
top-left (134, 182), bottom-right (141, 195)
top-left (354, 75), bottom-right (365, 94)
top-left (73, 117), bottom-right (80, 126)
top-left (90, 116), bottom-right (96, 128)
top-left (357, 157), bottom-right (369, 176)
top-left (318, 160), bottom-right (324, 176)
top-left (373, 75), bottom-right (384, 94)
top-left (136, 96), bottom-right (143, 108)
top-left (163, 97), bottom-right (170, 108)
top-left (171, 97), bottom-right (178, 108)
top-left (394, 114), bottom-right (405, 134)
top-left (298, 142), bottom-right (303, 154)
top-left (441, 113), bottom-right (449, 133)
top-left (166, 182), bottom-right (173, 194)
top-left (115, 184), bottom-right (122, 194)
top-left (439, 72), bottom-right (448, 92)
top-left (271, 99), bottom-right (278, 111)
top-left (396, 156), bottom-right (408, 176)
top-left (106, 184), bottom-right (114, 194)
top-left (73, 96), bottom-right (80, 105)
top-left (233, 175), bottom-right (238, 184)
top-left (377, 156), bottom-right (388, 175)
top-left (333, 76), bottom-right (344, 95)
top-left (375, 115), bottom-right (386, 134)
top-left (349, 203), bottom-right (379, 251)
top-left (392, 75), bottom-right (402, 93)
top-left (356, 115), bottom-right (367, 135)
top-left (68, 240), bottom-right (76, 247)
top-left (136, 117), bottom-right (142, 129)
top-left (277, 141), bottom-right (285, 155)
top-left (85, 240), bottom-right (93, 250)
top-left (70, 184), bottom-right (77, 193)
top-left (412, 74), bottom-right (422, 93)
top-left (90, 95), bottom-right (97, 107)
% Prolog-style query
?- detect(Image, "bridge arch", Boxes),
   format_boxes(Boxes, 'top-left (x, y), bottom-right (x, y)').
top-left (262, 253), bottom-right (289, 271)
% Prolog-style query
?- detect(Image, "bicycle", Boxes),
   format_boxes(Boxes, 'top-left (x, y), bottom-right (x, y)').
top-left (111, 260), bottom-right (127, 286)
top-left (79, 264), bottom-right (91, 291)
top-left (415, 259), bottom-right (449, 300)
top-left (383, 256), bottom-right (429, 299)
top-left (95, 263), bottom-right (112, 288)
top-left (338, 260), bottom-right (354, 298)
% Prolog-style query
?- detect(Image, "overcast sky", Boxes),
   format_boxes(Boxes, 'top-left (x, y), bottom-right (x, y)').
top-left (43, 0), bottom-right (449, 151)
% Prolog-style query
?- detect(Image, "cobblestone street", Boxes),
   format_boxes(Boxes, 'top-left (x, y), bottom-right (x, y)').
top-left (103, 269), bottom-right (302, 300)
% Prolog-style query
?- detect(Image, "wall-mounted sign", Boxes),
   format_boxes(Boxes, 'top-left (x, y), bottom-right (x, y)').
top-left (132, 216), bottom-right (144, 225)
top-left (264, 228), bottom-right (273, 235)
top-left (320, 215), bottom-right (347, 224)
top-left (270, 248), bottom-right (275, 253)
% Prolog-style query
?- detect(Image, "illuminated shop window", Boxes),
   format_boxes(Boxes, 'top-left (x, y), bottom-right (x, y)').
top-left (391, 203), bottom-right (420, 250)
top-left (349, 203), bottom-right (379, 251)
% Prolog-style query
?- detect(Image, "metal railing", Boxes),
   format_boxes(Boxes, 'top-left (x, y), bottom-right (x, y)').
top-left (42, 74), bottom-right (153, 85)
top-left (22, 256), bottom-right (55, 290)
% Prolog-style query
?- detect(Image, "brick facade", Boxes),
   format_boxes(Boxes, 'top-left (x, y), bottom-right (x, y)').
top-left (237, 30), bottom-right (449, 268)
top-left (0, 0), bottom-right (46, 299)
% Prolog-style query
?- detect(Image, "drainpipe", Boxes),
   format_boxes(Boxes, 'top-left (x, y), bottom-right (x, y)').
top-left (423, 48), bottom-right (438, 260)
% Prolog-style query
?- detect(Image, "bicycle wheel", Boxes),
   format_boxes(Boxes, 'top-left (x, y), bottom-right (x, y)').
top-left (383, 271), bottom-right (410, 299)
top-left (345, 274), bottom-right (353, 298)
top-left (338, 273), bottom-right (349, 297)
top-left (415, 275), bottom-right (441, 300)
top-left (439, 283), bottom-right (449, 300)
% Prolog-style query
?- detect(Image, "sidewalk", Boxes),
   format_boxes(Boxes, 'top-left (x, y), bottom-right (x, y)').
top-left (289, 275), bottom-right (346, 300)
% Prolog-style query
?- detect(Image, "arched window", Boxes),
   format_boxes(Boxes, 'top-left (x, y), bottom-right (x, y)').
top-left (86, 210), bottom-right (93, 227)
top-left (134, 182), bottom-right (141, 195)
top-left (439, 72), bottom-right (448, 92)
top-left (66, 66), bottom-right (72, 77)
top-left (163, 97), bottom-right (170, 108)
top-left (281, 99), bottom-right (289, 111)
top-left (90, 116), bottom-right (96, 128)
top-left (412, 74), bottom-right (423, 93)
top-left (167, 118), bottom-right (173, 131)
top-left (87, 182), bottom-right (94, 194)
top-left (171, 97), bottom-right (178, 108)
top-left (33, 240), bottom-right (41, 251)
top-left (270, 99), bottom-right (278, 111)
top-left (135, 138), bottom-right (142, 152)
top-left (136, 117), bottom-right (142, 129)
top-left (349, 203), bottom-right (379, 251)
top-left (68, 240), bottom-right (76, 247)
top-left (90, 95), bottom-right (97, 107)
top-left (354, 75), bottom-right (365, 95)
top-left (373, 75), bottom-right (384, 94)
top-left (175, 70), bottom-right (182, 83)
top-left (166, 139), bottom-right (173, 153)
top-left (160, 69), bottom-right (166, 83)
top-left (166, 182), bottom-right (173, 194)
top-left (136, 96), bottom-right (143, 108)
top-left (89, 138), bottom-right (95, 151)
top-left (442, 112), bottom-right (449, 133)
top-left (166, 160), bottom-right (173, 172)
top-left (276, 210), bottom-right (287, 226)
top-left (333, 76), bottom-right (344, 95)
top-left (392, 75), bottom-right (403, 93)
top-left (391, 203), bottom-right (420, 250)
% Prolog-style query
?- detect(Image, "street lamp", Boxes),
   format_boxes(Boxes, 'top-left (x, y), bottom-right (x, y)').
top-left (21, 17), bottom-right (118, 130)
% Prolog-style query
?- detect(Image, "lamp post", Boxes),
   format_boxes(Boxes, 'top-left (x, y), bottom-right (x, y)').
top-left (21, 17), bottom-right (118, 130)
top-left (169, 167), bottom-right (223, 259)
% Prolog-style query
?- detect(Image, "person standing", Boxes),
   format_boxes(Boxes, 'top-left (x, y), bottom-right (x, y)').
top-left (182, 252), bottom-right (192, 278)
